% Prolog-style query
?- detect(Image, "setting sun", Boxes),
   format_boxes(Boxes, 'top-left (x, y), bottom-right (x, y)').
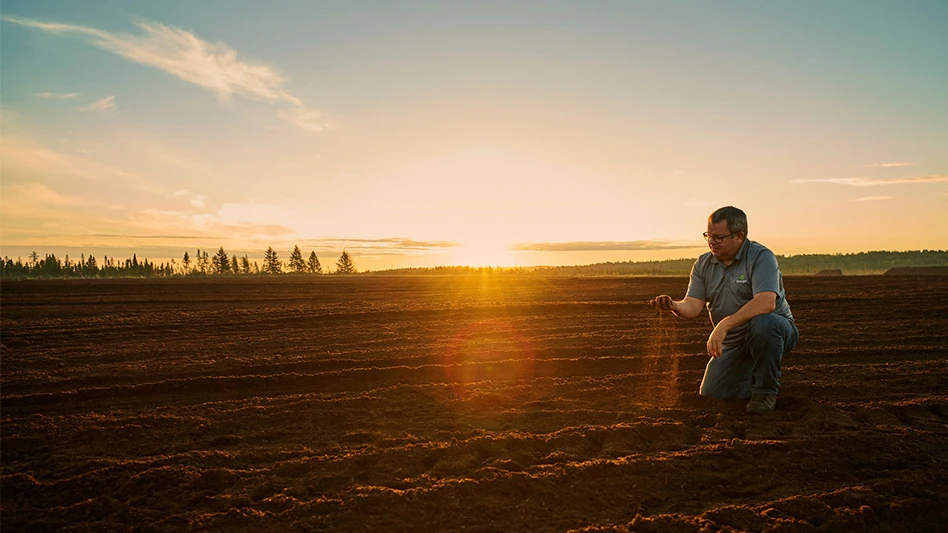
top-left (450, 238), bottom-right (520, 268)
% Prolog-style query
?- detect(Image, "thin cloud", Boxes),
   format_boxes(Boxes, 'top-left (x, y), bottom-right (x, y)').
top-left (791, 175), bottom-right (948, 187)
top-left (3, 16), bottom-right (298, 104)
top-left (513, 240), bottom-right (701, 252)
top-left (132, 207), bottom-right (297, 239)
top-left (3, 183), bottom-right (91, 207)
top-left (90, 233), bottom-right (222, 240)
top-left (854, 196), bottom-right (894, 202)
top-left (278, 108), bottom-right (334, 133)
top-left (3, 15), bottom-right (331, 132)
top-left (865, 162), bottom-right (914, 168)
top-left (81, 95), bottom-right (115, 112)
top-left (0, 135), bottom-right (151, 188)
top-left (172, 189), bottom-right (206, 208)
top-left (0, 182), bottom-right (121, 234)
top-left (36, 92), bottom-right (80, 99)
top-left (303, 237), bottom-right (461, 252)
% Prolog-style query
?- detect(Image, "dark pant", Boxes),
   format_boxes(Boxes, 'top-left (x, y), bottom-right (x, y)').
top-left (699, 313), bottom-right (799, 399)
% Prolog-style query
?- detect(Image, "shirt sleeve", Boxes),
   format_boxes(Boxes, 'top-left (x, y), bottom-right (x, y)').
top-left (752, 249), bottom-right (781, 295)
top-left (686, 259), bottom-right (706, 301)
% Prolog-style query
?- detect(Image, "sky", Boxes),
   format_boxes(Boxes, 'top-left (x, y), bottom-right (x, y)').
top-left (2, 0), bottom-right (946, 270)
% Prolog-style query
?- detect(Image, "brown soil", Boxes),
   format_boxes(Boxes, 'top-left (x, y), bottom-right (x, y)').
top-left (2, 275), bottom-right (947, 532)
top-left (884, 267), bottom-right (948, 276)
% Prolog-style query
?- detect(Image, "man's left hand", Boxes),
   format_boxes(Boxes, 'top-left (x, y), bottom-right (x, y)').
top-left (706, 322), bottom-right (729, 358)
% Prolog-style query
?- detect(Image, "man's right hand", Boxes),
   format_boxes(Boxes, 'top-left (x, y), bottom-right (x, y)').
top-left (649, 295), bottom-right (677, 312)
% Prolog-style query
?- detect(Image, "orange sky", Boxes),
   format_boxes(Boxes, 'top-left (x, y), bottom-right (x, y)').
top-left (2, 3), bottom-right (946, 270)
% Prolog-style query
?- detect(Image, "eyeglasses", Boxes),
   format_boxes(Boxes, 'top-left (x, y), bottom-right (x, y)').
top-left (703, 231), bottom-right (739, 244)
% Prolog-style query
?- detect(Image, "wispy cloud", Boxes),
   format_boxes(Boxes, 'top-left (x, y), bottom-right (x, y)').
top-left (133, 202), bottom-right (318, 244)
top-left (791, 175), bottom-right (948, 187)
top-left (278, 108), bottom-right (334, 133)
top-left (0, 135), bottom-right (151, 187)
top-left (0, 182), bottom-right (121, 238)
top-left (3, 183), bottom-right (92, 207)
top-left (129, 207), bottom-right (297, 240)
top-left (3, 15), bottom-right (331, 132)
top-left (89, 233), bottom-right (222, 240)
top-left (854, 196), bottom-right (894, 202)
top-left (513, 240), bottom-right (701, 252)
top-left (865, 162), bottom-right (914, 168)
top-left (3, 16), bottom-right (298, 104)
top-left (80, 95), bottom-right (115, 112)
top-left (172, 189), bottom-right (206, 208)
top-left (35, 92), bottom-right (80, 99)
top-left (303, 237), bottom-right (460, 253)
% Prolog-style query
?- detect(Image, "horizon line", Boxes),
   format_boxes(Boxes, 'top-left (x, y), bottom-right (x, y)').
top-left (4, 247), bottom-right (947, 272)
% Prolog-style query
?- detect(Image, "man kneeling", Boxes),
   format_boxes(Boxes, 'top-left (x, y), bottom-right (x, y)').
top-left (650, 206), bottom-right (798, 414)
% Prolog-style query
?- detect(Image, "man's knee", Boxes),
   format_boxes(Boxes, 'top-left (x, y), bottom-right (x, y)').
top-left (699, 355), bottom-right (750, 400)
top-left (746, 313), bottom-right (797, 361)
top-left (747, 313), bottom-right (783, 339)
top-left (747, 314), bottom-right (797, 351)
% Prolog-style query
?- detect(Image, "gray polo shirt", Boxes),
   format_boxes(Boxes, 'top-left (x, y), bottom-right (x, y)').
top-left (686, 239), bottom-right (794, 346)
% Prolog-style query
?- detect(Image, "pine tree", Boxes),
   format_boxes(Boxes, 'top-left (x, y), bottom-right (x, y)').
top-left (231, 256), bottom-right (239, 274)
top-left (335, 250), bottom-right (356, 274)
top-left (289, 245), bottom-right (306, 273)
top-left (200, 250), bottom-right (210, 274)
top-left (307, 251), bottom-right (322, 274)
top-left (214, 247), bottom-right (230, 274)
top-left (264, 247), bottom-right (282, 274)
top-left (240, 255), bottom-right (251, 274)
top-left (182, 251), bottom-right (191, 274)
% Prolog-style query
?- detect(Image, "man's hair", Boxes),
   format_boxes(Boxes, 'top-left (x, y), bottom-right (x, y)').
top-left (709, 206), bottom-right (748, 236)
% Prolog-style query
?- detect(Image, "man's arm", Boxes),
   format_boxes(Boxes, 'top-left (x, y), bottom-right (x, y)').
top-left (649, 295), bottom-right (705, 319)
top-left (705, 291), bottom-right (777, 357)
top-left (649, 257), bottom-right (707, 319)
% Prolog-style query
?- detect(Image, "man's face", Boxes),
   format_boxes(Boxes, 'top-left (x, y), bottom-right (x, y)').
top-left (706, 219), bottom-right (743, 260)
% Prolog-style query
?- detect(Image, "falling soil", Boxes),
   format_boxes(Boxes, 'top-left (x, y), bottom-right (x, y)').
top-left (645, 311), bottom-right (680, 408)
top-left (2, 275), bottom-right (947, 532)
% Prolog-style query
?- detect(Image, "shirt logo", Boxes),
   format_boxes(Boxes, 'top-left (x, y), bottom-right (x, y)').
top-left (736, 274), bottom-right (748, 284)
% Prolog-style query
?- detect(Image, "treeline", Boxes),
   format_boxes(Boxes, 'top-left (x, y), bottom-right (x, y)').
top-left (1, 247), bottom-right (357, 279)
top-left (532, 250), bottom-right (948, 277)
top-left (777, 250), bottom-right (948, 275)
top-left (3, 248), bottom-right (946, 279)
top-left (374, 250), bottom-right (948, 277)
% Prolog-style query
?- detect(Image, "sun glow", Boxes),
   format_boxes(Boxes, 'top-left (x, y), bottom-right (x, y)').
top-left (450, 238), bottom-right (520, 267)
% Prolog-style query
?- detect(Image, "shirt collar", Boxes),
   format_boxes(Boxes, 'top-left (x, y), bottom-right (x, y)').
top-left (709, 238), bottom-right (751, 266)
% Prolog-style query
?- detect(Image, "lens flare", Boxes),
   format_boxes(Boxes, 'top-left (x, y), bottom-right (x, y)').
top-left (440, 318), bottom-right (535, 406)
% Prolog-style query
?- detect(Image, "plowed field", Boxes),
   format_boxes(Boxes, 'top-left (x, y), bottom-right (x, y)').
top-left (2, 275), bottom-right (947, 532)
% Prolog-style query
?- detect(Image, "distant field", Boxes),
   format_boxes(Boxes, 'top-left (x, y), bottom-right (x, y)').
top-left (2, 275), bottom-right (947, 531)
